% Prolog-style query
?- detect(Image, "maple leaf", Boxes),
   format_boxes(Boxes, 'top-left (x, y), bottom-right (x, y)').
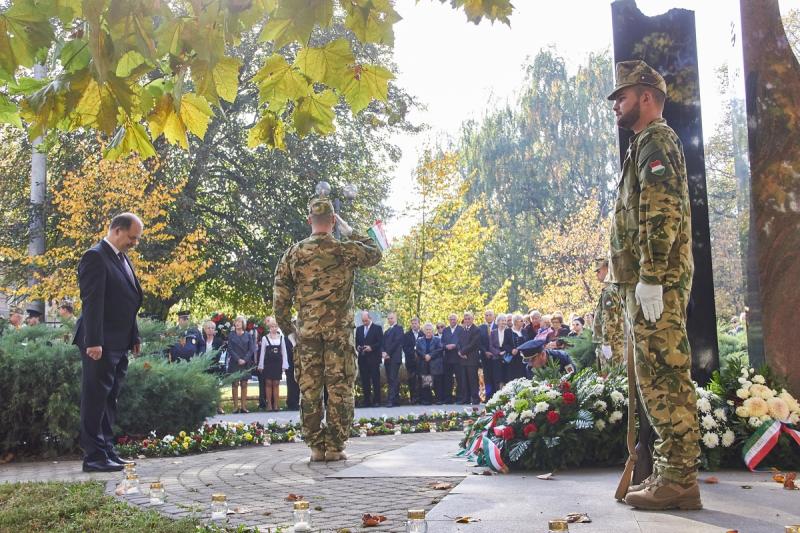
top-left (341, 63), bottom-right (393, 114)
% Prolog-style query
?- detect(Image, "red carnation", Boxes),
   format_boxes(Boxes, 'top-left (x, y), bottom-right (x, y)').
top-left (560, 381), bottom-right (571, 391)
top-left (523, 423), bottom-right (538, 437)
top-left (563, 392), bottom-right (576, 405)
top-left (501, 426), bottom-right (515, 440)
top-left (493, 410), bottom-right (505, 419)
top-left (546, 410), bottom-right (560, 424)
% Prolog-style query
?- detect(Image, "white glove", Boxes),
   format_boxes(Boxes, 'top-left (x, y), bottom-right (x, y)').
top-left (635, 281), bottom-right (663, 323)
top-left (601, 344), bottom-right (612, 360)
top-left (334, 213), bottom-right (352, 237)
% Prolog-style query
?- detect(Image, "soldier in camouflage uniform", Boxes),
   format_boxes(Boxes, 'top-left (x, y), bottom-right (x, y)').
top-left (606, 60), bottom-right (701, 510)
top-left (592, 257), bottom-right (624, 370)
top-left (273, 197), bottom-right (382, 462)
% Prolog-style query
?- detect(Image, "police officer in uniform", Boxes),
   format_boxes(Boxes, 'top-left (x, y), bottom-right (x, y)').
top-left (607, 60), bottom-right (701, 510)
top-left (273, 197), bottom-right (382, 462)
top-left (170, 334), bottom-right (197, 363)
top-left (592, 257), bottom-right (624, 370)
top-left (518, 338), bottom-right (576, 376)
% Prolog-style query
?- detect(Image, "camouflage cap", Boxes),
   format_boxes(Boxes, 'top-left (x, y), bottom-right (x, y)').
top-left (593, 256), bottom-right (609, 272)
top-left (308, 197), bottom-right (334, 216)
top-left (607, 60), bottom-right (667, 100)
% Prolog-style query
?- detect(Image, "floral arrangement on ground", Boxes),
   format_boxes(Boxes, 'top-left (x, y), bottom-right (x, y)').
top-left (459, 363), bottom-right (799, 473)
top-left (116, 410), bottom-right (477, 458)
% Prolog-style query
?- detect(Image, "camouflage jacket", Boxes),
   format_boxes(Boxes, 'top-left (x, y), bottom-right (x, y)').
top-left (608, 118), bottom-right (693, 289)
top-left (272, 231), bottom-right (382, 340)
top-left (592, 284), bottom-right (624, 352)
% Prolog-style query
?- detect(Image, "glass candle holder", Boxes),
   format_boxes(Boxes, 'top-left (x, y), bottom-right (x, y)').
top-left (394, 428), bottom-right (402, 436)
top-left (429, 425), bottom-right (437, 433)
top-left (123, 462), bottom-right (136, 477)
top-left (548, 519), bottom-right (569, 532)
top-left (211, 493), bottom-right (227, 520)
top-left (263, 433), bottom-right (272, 446)
top-left (149, 482), bottom-right (165, 505)
top-left (406, 509), bottom-right (427, 533)
top-left (124, 473), bottom-right (140, 494)
top-left (359, 428), bottom-right (367, 438)
top-left (293, 500), bottom-right (312, 531)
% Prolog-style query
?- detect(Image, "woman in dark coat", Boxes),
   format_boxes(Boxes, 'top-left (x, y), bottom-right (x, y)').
top-left (507, 314), bottom-right (529, 381)
top-left (226, 316), bottom-right (256, 413)
top-left (416, 323), bottom-right (444, 405)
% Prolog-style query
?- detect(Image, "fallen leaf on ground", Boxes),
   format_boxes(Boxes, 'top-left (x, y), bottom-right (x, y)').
top-left (565, 512), bottom-right (591, 523)
top-left (336, 529), bottom-right (352, 533)
top-left (262, 511), bottom-right (272, 516)
top-left (537, 473), bottom-right (554, 480)
top-left (430, 481), bottom-right (454, 490)
top-left (362, 513), bottom-right (387, 526)
top-left (783, 472), bottom-right (797, 490)
top-left (703, 476), bottom-right (719, 484)
top-left (453, 515), bottom-right (481, 523)
top-left (285, 493), bottom-right (303, 501)
top-left (231, 506), bottom-right (251, 514)
top-left (772, 472), bottom-right (786, 483)
top-left (314, 505), bottom-right (323, 511)
top-left (114, 484), bottom-right (125, 496)
top-left (740, 485), bottom-right (752, 489)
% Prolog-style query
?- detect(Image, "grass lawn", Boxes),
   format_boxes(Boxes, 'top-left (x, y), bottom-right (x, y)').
top-left (0, 481), bottom-right (245, 532)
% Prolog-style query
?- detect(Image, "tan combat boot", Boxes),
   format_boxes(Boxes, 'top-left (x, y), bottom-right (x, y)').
top-left (325, 450), bottom-right (348, 461)
top-left (310, 447), bottom-right (325, 462)
top-left (624, 477), bottom-right (702, 510)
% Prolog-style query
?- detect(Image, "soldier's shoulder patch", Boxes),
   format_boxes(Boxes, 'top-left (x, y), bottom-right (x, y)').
top-left (649, 159), bottom-right (666, 175)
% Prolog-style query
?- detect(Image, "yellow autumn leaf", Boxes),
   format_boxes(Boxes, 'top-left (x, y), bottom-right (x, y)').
top-left (148, 94), bottom-right (188, 148)
top-left (179, 93), bottom-right (214, 140)
top-left (212, 56), bottom-right (241, 103)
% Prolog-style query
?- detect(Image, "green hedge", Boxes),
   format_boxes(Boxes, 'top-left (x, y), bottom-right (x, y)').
top-left (0, 322), bottom-right (220, 456)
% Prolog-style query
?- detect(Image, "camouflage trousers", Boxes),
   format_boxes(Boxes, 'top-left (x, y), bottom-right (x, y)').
top-left (294, 332), bottom-right (358, 452)
top-left (621, 284), bottom-right (700, 484)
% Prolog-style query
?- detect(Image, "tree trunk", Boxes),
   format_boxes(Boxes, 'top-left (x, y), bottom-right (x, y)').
top-left (27, 63), bottom-right (47, 316)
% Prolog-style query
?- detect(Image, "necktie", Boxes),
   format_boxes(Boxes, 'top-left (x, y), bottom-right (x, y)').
top-left (118, 252), bottom-right (136, 285)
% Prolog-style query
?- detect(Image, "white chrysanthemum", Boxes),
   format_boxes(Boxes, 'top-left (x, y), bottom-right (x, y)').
top-left (534, 401), bottom-right (549, 414)
top-left (735, 405), bottom-right (749, 418)
top-left (701, 414), bottom-right (717, 430)
top-left (595, 419), bottom-right (606, 431)
top-left (713, 408), bottom-right (727, 421)
top-left (594, 400), bottom-right (608, 412)
top-left (721, 430), bottom-right (735, 448)
top-left (520, 410), bottom-right (535, 422)
top-left (726, 400), bottom-right (734, 406)
top-left (778, 391), bottom-right (800, 413)
top-left (697, 397), bottom-right (712, 413)
top-left (749, 367), bottom-right (755, 374)
top-left (743, 396), bottom-right (769, 417)
top-left (506, 412), bottom-right (518, 423)
top-left (767, 397), bottom-right (790, 421)
top-left (702, 432), bottom-right (719, 448)
top-left (609, 411), bottom-right (623, 423)
top-left (545, 390), bottom-right (561, 400)
top-left (749, 384), bottom-right (775, 400)
top-left (736, 388), bottom-right (750, 400)
top-left (760, 415), bottom-right (772, 423)
top-left (748, 416), bottom-right (762, 428)
top-left (610, 391), bottom-right (625, 405)
top-left (696, 388), bottom-right (709, 398)
top-left (737, 377), bottom-right (748, 385)
top-left (752, 374), bottom-right (766, 384)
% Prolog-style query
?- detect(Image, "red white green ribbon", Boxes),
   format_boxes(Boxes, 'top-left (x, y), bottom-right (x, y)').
top-left (482, 433), bottom-right (509, 474)
top-left (742, 420), bottom-right (792, 471)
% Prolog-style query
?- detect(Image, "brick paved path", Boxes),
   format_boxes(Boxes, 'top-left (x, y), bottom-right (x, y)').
top-left (1, 433), bottom-right (464, 532)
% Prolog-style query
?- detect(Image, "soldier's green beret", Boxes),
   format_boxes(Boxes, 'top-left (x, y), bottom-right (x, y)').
top-left (607, 60), bottom-right (667, 101)
top-left (308, 197), bottom-right (334, 216)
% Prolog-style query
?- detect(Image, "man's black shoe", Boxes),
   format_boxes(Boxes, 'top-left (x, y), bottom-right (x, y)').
top-left (83, 460), bottom-right (124, 473)
top-left (108, 454), bottom-right (134, 465)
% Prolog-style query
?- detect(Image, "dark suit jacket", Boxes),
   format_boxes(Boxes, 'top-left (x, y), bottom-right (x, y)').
top-left (415, 335), bottom-right (444, 375)
top-left (355, 322), bottom-right (383, 360)
top-left (382, 323), bottom-right (405, 364)
top-left (73, 240), bottom-right (142, 354)
top-left (197, 335), bottom-right (223, 354)
top-left (440, 325), bottom-right (463, 365)
top-left (402, 328), bottom-right (423, 371)
top-left (457, 325), bottom-right (482, 366)
top-left (489, 327), bottom-right (514, 359)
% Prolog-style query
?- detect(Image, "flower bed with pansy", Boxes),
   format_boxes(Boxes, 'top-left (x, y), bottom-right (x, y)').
top-left (116, 411), bottom-right (476, 458)
top-left (460, 367), bottom-right (747, 473)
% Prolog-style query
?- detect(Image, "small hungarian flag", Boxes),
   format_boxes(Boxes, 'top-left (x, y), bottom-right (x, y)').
top-left (481, 433), bottom-right (509, 474)
top-left (367, 220), bottom-right (390, 250)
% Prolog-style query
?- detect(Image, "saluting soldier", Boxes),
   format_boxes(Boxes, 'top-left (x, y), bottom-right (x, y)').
top-left (592, 256), bottom-right (624, 370)
top-left (607, 60), bottom-right (700, 510)
top-left (273, 197), bottom-right (382, 462)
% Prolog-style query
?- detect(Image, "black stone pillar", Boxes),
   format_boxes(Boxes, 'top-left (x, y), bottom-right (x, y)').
top-left (610, 0), bottom-right (719, 384)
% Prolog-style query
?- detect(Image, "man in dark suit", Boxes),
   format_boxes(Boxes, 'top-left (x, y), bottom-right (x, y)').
top-left (440, 313), bottom-right (463, 404)
top-left (478, 309), bottom-right (497, 401)
top-left (73, 213), bottom-right (144, 472)
top-left (381, 312), bottom-right (405, 407)
top-left (457, 311), bottom-right (482, 405)
top-left (355, 310), bottom-right (383, 407)
top-left (402, 316), bottom-right (423, 404)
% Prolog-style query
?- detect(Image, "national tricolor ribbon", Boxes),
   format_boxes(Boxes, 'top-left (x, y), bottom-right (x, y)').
top-left (742, 420), bottom-right (800, 471)
top-left (367, 220), bottom-right (390, 251)
top-left (482, 432), bottom-right (509, 474)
